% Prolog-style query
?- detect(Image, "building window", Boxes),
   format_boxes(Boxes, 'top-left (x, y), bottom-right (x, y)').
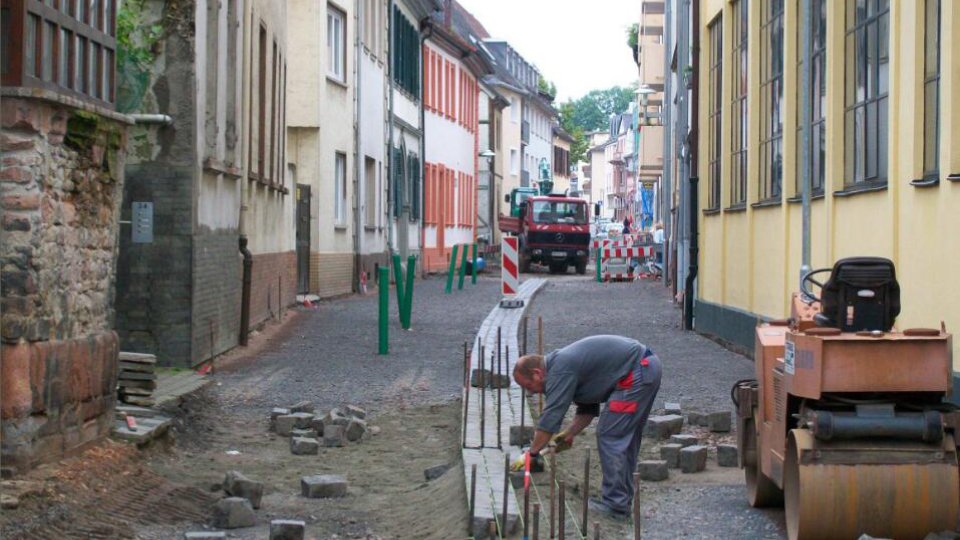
top-left (759, 0), bottom-right (784, 201)
top-left (363, 0), bottom-right (380, 59)
top-left (335, 152), bottom-right (347, 224)
top-left (392, 6), bottom-right (419, 97)
top-left (510, 148), bottom-right (518, 175)
top-left (730, 0), bottom-right (748, 207)
top-left (796, 0), bottom-right (826, 194)
top-left (327, 5), bottom-right (346, 82)
top-left (844, 0), bottom-right (889, 186)
top-left (511, 96), bottom-right (519, 123)
top-left (923, 0), bottom-right (940, 180)
top-left (707, 16), bottom-right (722, 211)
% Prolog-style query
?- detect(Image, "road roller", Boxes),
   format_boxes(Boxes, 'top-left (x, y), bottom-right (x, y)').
top-left (733, 257), bottom-right (960, 539)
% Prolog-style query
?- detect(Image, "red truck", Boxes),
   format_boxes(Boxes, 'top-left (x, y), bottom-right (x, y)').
top-left (499, 194), bottom-right (591, 274)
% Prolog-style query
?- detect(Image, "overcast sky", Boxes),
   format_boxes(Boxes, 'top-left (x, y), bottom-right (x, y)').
top-left (456, 0), bottom-right (640, 102)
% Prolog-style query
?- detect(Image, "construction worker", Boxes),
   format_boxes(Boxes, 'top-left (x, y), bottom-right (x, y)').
top-left (512, 335), bottom-right (662, 520)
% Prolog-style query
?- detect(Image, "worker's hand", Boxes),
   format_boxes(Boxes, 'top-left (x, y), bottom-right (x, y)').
top-left (510, 453), bottom-right (527, 472)
top-left (550, 431), bottom-right (574, 453)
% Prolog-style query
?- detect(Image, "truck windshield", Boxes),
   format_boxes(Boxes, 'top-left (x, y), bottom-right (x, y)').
top-left (531, 201), bottom-right (588, 224)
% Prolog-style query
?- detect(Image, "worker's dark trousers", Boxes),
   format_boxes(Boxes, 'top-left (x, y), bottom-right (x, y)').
top-left (596, 353), bottom-right (662, 513)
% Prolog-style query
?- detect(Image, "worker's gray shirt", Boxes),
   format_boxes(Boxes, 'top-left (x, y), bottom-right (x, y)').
top-left (537, 335), bottom-right (649, 433)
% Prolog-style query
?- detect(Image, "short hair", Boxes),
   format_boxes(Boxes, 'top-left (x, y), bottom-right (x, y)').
top-left (514, 354), bottom-right (545, 379)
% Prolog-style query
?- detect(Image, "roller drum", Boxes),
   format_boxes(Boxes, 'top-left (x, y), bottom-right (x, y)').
top-left (785, 429), bottom-right (959, 540)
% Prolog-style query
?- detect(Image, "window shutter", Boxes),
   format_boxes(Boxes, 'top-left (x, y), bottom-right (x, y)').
top-left (410, 153), bottom-right (421, 220)
top-left (393, 147), bottom-right (403, 217)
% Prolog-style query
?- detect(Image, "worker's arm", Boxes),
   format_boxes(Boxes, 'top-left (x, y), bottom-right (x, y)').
top-left (562, 411), bottom-right (597, 442)
top-left (528, 429), bottom-right (554, 456)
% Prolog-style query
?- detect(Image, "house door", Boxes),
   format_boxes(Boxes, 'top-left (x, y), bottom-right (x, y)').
top-left (296, 184), bottom-right (311, 294)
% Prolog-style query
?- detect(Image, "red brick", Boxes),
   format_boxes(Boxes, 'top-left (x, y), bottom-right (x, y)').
top-left (1, 193), bottom-right (41, 210)
top-left (0, 166), bottom-right (35, 183)
top-left (0, 132), bottom-right (36, 151)
top-left (1, 343), bottom-right (33, 419)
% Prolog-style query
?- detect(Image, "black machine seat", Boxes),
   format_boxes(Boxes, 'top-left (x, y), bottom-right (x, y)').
top-left (816, 257), bottom-right (901, 332)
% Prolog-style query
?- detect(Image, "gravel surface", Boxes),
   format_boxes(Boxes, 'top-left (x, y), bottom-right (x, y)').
top-left (214, 274), bottom-right (502, 421)
top-left (525, 273), bottom-right (787, 539)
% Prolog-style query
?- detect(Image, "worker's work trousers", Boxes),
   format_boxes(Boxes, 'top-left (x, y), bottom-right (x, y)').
top-left (596, 352), bottom-right (662, 513)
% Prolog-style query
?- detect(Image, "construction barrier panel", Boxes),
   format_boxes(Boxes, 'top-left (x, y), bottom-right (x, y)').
top-left (501, 237), bottom-right (519, 296)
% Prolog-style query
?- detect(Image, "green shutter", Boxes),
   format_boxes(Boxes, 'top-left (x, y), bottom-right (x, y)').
top-left (392, 147), bottom-right (403, 217)
top-left (410, 153), bottom-right (421, 220)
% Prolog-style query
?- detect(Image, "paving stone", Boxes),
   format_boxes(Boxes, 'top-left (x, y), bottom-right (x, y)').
top-left (488, 373), bottom-right (511, 388)
top-left (184, 532), bottom-right (226, 539)
top-left (369, 426), bottom-right (381, 436)
top-left (708, 411), bottom-right (732, 432)
top-left (323, 408), bottom-right (350, 427)
top-left (323, 424), bottom-right (346, 447)
top-left (669, 434), bottom-right (699, 448)
top-left (291, 428), bottom-right (317, 439)
top-left (509, 425), bottom-right (534, 446)
top-left (717, 444), bottom-right (739, 467)
top-left (270, 519), bottom-right (306, 540)
top-left (1, 494), bottom-right (19, 509)
top-left (470, 368), bottom-right (491, 387)
top-left (289, 412), bottom-right (315, 429)
top-left (645, 414), bottom-right (684, 439)
top-left (301, 474), bottom-right (347, 498)
top-left (290, 437), bottom-right (320, 455)
top-left (270, 408), bottom-right (290, 430)
top-left (275, 415), bottom-right (299, 436)
top-left (687, 411), bottom-right (708, 427)
top-left (310, 417), bottom-right (325, 437)
top-left (680, 445), bottom-right (708, 473)
top-left (212, 497), bottom-right (256, 529)
top-left (288, 401), bottom-right (314, 414)
top-left (344, 418), bottom-right (367, 442)
top-left (423, 463), bottom-right (452, 481)
top-left (222, 471), bottom-right (264, 509)
top-left (638, 460), bottom-right (669, 481)
top-left (664, 402), bottom-right (682, 415)
top-left (659, 443), bottom-right (682, 469)
top-left (344, 405), bottom-right (366, 419)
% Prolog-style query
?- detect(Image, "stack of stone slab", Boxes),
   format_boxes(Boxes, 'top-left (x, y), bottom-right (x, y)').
top-left (117, 352), bottom-right (158, 406)
top-left (271, 401), bottom-right (368, 454)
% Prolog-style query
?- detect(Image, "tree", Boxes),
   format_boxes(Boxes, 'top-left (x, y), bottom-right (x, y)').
top-left (561, 86), bottom-right (637, 133)
top-left (558, 102), bottom-right (589, 164)
top-left (537, 76), bottom-right (557, 101)
top-left (627, 24), bottom-right (639, 65)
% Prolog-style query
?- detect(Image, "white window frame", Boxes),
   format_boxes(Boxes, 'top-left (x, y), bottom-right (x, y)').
top-left (335, 152), bottom-right (347, 224)
top-left (327, 5), bottom-right (346, 82)
top-left (510, 96), bottom-right (519, 123)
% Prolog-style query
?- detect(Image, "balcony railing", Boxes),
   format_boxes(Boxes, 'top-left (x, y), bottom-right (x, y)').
top-left (521, 120), bottom-right (530, 144)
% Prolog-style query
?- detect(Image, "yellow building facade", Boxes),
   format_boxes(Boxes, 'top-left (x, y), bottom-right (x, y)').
top-left (694, 0), bottom-right (960, 365)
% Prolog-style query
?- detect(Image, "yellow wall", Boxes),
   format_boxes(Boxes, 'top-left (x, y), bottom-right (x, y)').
top-left (696, 0), bottom-right (960, 365)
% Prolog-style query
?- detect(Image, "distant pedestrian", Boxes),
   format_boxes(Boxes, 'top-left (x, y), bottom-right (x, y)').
top-left (653, 222), bottom-right (664, 264)
top-left (622, 216), bottom-right (632, 235)
top-left (512, 335), bottom-right (663, 520)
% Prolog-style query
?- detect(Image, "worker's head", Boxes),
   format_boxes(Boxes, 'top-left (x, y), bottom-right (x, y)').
top-left (514, 354), bottom-right (546, 393)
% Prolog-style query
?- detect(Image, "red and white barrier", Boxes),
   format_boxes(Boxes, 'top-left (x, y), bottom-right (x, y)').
top-left (604, 272), bottom-right (635, 282)
top-left (601, 246), bottom-right (654, 259)
top-left (501, 237), bottom-right (519, 296)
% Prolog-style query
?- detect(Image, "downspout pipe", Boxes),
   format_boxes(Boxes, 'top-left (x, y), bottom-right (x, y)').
top-left (799, 0), bottom-right (813, 287)
top-left (387, 1), bottom-right (395, 260)
top-left (353, 0), bottom-right (363, 291)
top-left (684, 0), bottom-right (700, 331)
top-left (239, 235), bottom-right (253, 345)
top-left (130, 113), bottom-right (174, 125)
top-left (419, 23), bottom-right (433, 276)
top-left (684, 176), bottom-right (698, 330)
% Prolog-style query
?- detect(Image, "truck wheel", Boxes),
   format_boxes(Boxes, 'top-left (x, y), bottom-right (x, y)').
top-left (519, 253), bottom-right (531, 273)
top-left (575, 260), bottom-right (587, 275)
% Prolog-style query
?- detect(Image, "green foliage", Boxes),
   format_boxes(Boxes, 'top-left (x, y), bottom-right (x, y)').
top-left (117, 0), bottom-right (163, 70)
top-left (558, 102), bottom-right (588, 164)
top-left (560, 86), bottom-right (636, 133)
top-left (627, 23), bottom-right (639, 52)
top-left (537, 76), bottom-right (557, 100)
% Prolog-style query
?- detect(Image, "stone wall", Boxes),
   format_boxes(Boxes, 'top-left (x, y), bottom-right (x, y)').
top-left (1, 91), bottom-right (129, 472)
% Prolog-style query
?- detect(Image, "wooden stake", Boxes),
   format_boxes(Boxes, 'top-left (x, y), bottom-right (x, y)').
top-left (533, 503), bottom-right (541, 540)
top-left (594, 521), bottom-right (600, 540)
top-left (468, 464), bottom-right (477, 535)
top-left (558, 480), bottom-right (566, 539)
top-left (581, 447), bottom-right (590, 537)
top-left (549, 451), bottom-right (556, 538)
top-left (502, 453), bottom-right (511, 536)
top-left (632, 472), bottom-right (641, 540)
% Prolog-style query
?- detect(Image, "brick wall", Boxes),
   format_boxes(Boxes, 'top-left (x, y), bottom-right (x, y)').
top-left (249, 251), bottom-right (297, 329)
top-left (115, 163), bottom-right (195, 366)
top-left (192, 231), bottom-right (242, 365)
top-left (1, 93), bottom-right (128, 472)
top-left (312, 252), bottom-right (354, 298)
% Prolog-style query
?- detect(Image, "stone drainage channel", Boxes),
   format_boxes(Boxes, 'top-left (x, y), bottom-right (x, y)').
top-left (461, 278), bottom-right (564, 539)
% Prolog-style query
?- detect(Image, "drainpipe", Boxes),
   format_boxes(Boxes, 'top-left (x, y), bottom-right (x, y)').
top-left (799, 0), bottom-right (813, 287)
top-left (419, 23), bottom-right (433, 276)
top-left (684, 176), bottom-right (698, 330)
top-left (387, 1), bottom-right (396, 260)
top-left (684, 0), bottom-right (700, 331)
top-left (661, 0), bottom-right (673, 287)
top-left (353, 0), bottom-right (364, 291)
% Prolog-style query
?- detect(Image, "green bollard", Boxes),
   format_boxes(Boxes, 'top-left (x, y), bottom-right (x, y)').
top-left (596, 247), bottom-right (602, 283)
top-left (457, 243), bottom-right (468, 290)
top-left (445, 244), bottom-right (459, 294)
top-left (402, 255), bottom-right (416, 329)
top-left (471, 243), bottom-right (478, 285)
top-left (392, 253), bottom-right (405, 324)
top-left (378, 267), bottom-right (389, 355)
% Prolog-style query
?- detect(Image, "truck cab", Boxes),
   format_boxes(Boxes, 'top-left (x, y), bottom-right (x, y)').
top-left (499, 194), bottom-right (591, 274)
